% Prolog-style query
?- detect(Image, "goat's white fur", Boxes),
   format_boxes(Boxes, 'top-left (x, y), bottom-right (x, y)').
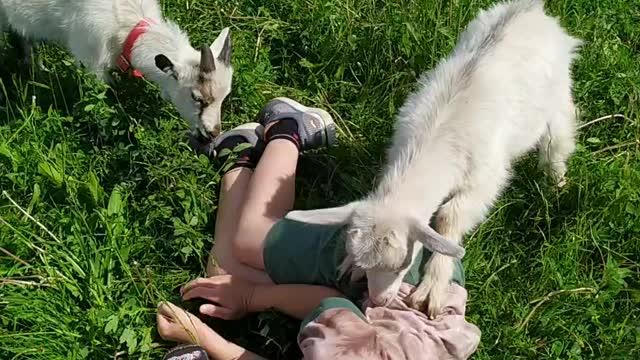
top-left (0, 0), bottom-right (232, 137)
top-left (286, 0), bottom-right (581, 316)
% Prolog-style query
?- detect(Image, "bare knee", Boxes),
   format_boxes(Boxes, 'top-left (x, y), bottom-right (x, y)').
top-left (230, 235), bottom-right (258, 268)
top-left (229, 215), bottom-right (275, 269)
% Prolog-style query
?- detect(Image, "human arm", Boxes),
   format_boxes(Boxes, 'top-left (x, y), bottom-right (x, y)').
top-left (157, 301), bottom-right (268, 360)
top-left (181, 275), bottom-right (344, 320)
top-left (199, 335), bottom-right (267, 360)
top-left (250, 282), bottom-right (345, 319)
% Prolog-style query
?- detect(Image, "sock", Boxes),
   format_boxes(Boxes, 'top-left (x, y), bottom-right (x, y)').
top-left (264, 119), bottom-right (301, 150)
top-left (215, 136), bottom-right (256, 172)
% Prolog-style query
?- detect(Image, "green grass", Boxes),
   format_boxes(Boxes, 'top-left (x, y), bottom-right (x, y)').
top-left (1, 0), bottom-right (639, 358)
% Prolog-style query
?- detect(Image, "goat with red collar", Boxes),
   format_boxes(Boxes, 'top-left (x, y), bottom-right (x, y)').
top-left (0, 0), bottom-right (232, 139)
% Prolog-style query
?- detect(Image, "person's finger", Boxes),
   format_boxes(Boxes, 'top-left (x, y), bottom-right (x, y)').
top-left (181, 277), bottom-right (214, 296)
top-left (156, 309), bottom-right (165, 325)
top-left (157, 301), bottom-right (179, 319)
top-left (157, 301), bottom-right (169, 312)
top-left (199, 304), bottom-right (234, 320)
top-left (181, 277), bottom-right (223, 296)
top-left (180, 275), bottom-right (229, 295)
top-left (182, 286), bottom-right (223, 302)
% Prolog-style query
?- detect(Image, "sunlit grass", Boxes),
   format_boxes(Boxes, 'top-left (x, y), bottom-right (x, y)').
top-left (1, 0), bottom-right (638, 358)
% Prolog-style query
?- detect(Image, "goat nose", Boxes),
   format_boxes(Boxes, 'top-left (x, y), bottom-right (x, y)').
top-left (371, 295), bottom-right (392, 307)
top-left (189, 132), bottom-right (215, 156)
top-left (206, 126), bottom-right (221, 139)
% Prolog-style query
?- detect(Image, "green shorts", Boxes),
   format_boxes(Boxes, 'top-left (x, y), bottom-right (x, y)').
top-left (263, 218), bottom-right (464, 301)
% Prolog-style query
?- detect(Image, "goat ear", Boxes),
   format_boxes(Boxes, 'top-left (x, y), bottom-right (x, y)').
top-left (211, 27), bottom-right (231, 67)
top-left (155, 54), bottom-right (177, 79)
top-left (410, 219), bottom-right (465, 259)
top-left (285, 202), bottom-right (359, 225)
top-left (200, 45), bottom-right (215, 73)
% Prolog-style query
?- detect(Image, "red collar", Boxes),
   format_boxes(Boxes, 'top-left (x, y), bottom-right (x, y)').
top-left (118, 19), bottom-right (154, 78)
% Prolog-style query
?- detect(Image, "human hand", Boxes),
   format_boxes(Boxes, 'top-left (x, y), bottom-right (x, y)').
top-left (181, 275), bottom-right (256, 320)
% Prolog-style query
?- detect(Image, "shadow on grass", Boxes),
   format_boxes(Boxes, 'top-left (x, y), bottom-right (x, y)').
top-left (465, 163), bottom-right (578, 280)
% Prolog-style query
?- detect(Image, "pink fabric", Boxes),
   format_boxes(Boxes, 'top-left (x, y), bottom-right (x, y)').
top-left (299, 284), bottom-right (481, 360)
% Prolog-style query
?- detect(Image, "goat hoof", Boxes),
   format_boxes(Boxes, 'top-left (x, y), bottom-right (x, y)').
top-left (557, 177), bottom-right (567, 188)
top-left (425, 295), bottom-right (445, 319)
top-left (407, 288), bottom-right (428, 311)
top-left (408, 280), bottom-right (447, 318)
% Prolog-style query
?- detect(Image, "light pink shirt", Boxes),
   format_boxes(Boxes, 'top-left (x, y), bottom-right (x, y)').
top-left (299, 284), bottom-right (481, 359)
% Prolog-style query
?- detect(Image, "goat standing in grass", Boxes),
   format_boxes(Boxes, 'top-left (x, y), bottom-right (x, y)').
top-left (287, 0), bottom-right (581, 317)
top-left (0, 0), bottom-right (232, 139)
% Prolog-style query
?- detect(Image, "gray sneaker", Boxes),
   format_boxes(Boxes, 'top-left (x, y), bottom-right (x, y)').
top-left (191, 123), bottom-right (263, 158)
top-left (212, 122), bottom-right (263, 158)
top-left (256, 97), bottom-right (337, 151)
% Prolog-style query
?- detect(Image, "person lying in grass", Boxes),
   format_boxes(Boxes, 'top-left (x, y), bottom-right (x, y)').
top-left (156, 98), bottom-right (481, 360)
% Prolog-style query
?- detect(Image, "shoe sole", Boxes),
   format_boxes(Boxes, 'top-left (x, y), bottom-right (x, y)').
top-left (271, 97), bottom-right (337, 147)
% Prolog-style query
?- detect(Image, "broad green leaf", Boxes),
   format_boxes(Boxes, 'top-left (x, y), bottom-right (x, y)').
top-left (119, 327), bottom-right (137, 354)
top-left (38, 162), bottom-right (64, 188)
top-left (233, 143), bottom-right (253, 153)
top-left (0, 143), bottom-right (22, 171)
top-left (105, 315), bottom-right (119, 335)
top-left (108, 188), bottom-right (124, 216)
top-left (86, 171), bottom-right (104, 205)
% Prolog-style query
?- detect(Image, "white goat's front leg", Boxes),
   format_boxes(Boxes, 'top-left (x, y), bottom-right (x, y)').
top-left (538, 110), bottom-right (576, 187)
top-left (411, 173), bottom-right (507, 317)
top-left (408, 252), bottom-right (457, 317)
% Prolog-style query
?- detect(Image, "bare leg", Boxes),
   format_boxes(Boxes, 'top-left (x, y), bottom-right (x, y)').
top-left (208, 168), bottom-right (272, 284)
top-left (232, 139), bottom-right (299, 269)
top-left (157, 302), bottom-right (266, 360)
top-left (219, 97), bottom-right (335, 274)
top-left (208, 168), bottom-right (251, 275)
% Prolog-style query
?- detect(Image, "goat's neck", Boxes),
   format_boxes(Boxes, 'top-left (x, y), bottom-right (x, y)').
top-left (375, 186), bottom-right (450, 220)
top-left (127, 21), bottom-right (198, 84)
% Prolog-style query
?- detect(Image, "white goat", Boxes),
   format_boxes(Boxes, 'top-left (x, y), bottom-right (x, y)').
top-left (0, 0), bottom-right (232, 138)
top-left (286, 0), bottom-right (581, 317)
